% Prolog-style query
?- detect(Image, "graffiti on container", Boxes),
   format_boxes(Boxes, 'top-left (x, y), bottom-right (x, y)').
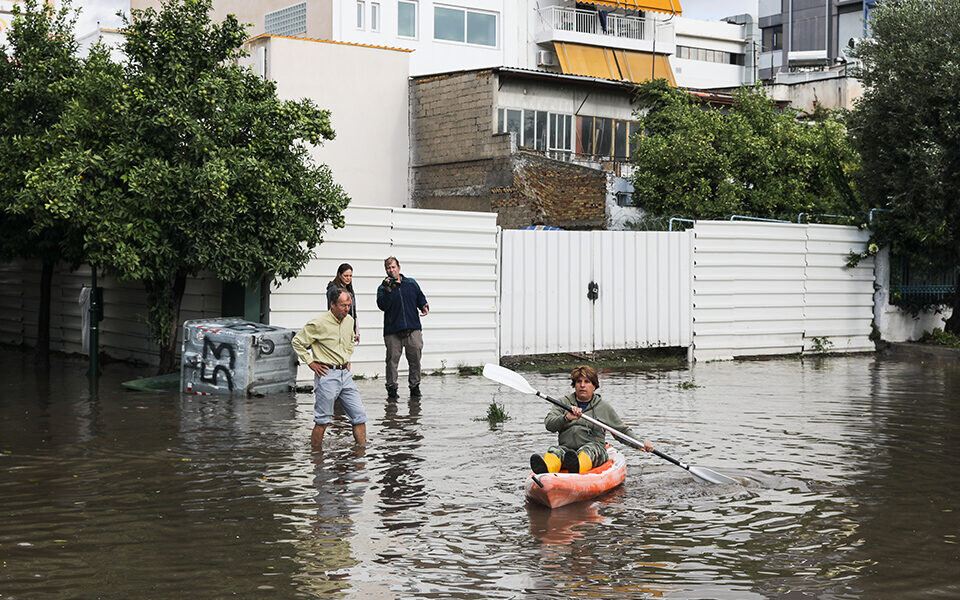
top-left (224, 323), bottom-right (280, 333)
top-left (199, 337), bottom-right (236, 391)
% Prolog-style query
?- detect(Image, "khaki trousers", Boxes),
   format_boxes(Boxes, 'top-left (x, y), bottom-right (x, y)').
top-left (384, 329), bottom-right (423, 388)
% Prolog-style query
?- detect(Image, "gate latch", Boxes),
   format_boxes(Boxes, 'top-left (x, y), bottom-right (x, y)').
top-left (587, 281), bottom-right (599, 301)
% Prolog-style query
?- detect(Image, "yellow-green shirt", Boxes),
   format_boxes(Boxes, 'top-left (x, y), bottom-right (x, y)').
top-left (291, 311), bottom-right (355, 366)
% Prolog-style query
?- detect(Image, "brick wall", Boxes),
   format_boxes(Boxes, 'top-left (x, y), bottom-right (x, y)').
top-left (410, 70), bottom-right (502, 166)
top-left (505, 152), bottom-right (606, 229)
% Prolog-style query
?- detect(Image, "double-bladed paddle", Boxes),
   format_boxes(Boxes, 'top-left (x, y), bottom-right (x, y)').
top-left (482, 363), bottom-right (737, 485)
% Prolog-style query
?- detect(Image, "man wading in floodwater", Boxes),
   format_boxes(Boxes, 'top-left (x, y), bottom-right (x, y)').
top-left (531, 366), bottom-right (653, 474)
top-left (292, 290), bottom-right (367, 448)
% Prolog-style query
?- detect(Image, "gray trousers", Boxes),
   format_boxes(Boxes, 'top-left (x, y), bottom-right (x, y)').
top-left (384, 329), bottom-right (423, 388)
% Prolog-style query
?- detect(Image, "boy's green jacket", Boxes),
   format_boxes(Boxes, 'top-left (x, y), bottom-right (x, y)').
top-left (544, 392), bottom-right (637, 449)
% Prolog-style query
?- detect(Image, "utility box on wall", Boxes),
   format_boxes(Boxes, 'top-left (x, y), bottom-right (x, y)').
top-left (181, 318), bottom-right (297, 396)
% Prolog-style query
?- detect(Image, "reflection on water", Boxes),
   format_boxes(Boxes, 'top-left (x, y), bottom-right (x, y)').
top-left (1, 350), bottom-right (958, 598)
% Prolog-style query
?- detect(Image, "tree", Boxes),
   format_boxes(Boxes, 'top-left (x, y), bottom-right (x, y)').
top-left (629, 80), bottom-right (862, 223)
top-left (20, 0), bottom-right (350, 372)
top-left (0, 0), bottom-right (85, 356)
top-left (849, 0), bottom-right (960, 332)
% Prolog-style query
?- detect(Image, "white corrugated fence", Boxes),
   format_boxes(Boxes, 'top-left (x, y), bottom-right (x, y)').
top-left (691, 221), bottom-right (874, 361)
top-left (269, 206), bottom-right (500, 381)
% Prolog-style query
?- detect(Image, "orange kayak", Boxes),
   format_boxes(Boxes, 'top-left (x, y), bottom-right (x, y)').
top-left (524, 446), bottom-right (627, 509)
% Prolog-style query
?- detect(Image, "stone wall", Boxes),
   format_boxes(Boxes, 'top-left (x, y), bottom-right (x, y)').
top-left (506, 152), bottom-right (606, 229)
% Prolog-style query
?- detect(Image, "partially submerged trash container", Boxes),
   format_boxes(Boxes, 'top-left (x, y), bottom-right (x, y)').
top-left (180, 318), bottom-right (297, 395)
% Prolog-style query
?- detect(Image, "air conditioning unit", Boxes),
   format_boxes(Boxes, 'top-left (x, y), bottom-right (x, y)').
top-left (537, 50), bottom-right (558, 67)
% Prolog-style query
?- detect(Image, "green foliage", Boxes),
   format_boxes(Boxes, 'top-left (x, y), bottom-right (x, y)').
top-left (918, 328), bottom-right (960, 349)
top-left (457, 364), bottom-right (483, 376)
top-left (677, 381), bottom-right (700, 390)
top-left (0, 0), bottom-right (84, 265)
top-left (12, 0), bottom-right (350, 370)
top-left (630, 81), bottom-right (863, 222)
top-left (474, 401), bottom-right (510, 426)
top-left (808, 336), bottom-right (834, 354)
top-left (849, 0), bottom-right (960, 328)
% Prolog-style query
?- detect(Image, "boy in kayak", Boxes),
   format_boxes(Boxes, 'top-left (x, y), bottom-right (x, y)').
top-left (530, 366), bottom-right (654, 474)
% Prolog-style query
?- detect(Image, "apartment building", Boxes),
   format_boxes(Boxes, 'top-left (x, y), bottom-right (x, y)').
top-left (130, 0), bottom-right (755, 89)
top-left (757, 0), bottom-right (872, 109)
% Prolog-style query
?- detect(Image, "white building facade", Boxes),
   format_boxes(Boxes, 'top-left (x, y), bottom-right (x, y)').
top-left (131, 0), bottom-right (756, 89)
top-left (240, 35), bottom-right (412, 208)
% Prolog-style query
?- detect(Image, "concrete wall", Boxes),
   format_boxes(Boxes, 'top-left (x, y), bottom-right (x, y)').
top-left (873, 248), bottom-right (951, 342)
top-left (766, 72), bottom-right (864, 111)
top-left (242, 35), bottom-right (411, 208)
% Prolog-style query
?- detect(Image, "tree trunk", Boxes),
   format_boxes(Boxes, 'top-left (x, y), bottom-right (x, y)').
top-left (151, 274), bottom-right (188, 375)
top-left (36, 259), bottom-right (54, 358)
top-left (944, 289), bottom-right (960, 334)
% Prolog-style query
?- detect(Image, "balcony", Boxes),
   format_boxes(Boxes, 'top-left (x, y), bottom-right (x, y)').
top-left (535, 6), bottom-right (674, 53)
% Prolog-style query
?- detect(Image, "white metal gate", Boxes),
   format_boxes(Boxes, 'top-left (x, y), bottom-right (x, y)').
top-left (499, 230), bottom-right (693, 355)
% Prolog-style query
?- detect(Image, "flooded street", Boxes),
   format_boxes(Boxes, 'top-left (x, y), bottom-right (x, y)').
top-left (1, 350), bottom-right (958, 599)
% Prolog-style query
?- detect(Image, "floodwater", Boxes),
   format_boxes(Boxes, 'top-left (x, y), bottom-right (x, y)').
top-left (1, 350), bottom-right (958, 599)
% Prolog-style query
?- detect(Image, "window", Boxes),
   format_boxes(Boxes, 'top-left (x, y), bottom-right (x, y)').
top-left (549, 113), bottom-right (572, 155)
top-left (356, 0), bottom-right (365, 29)
top-left (467, 11), bottom-right (496, 46)
top-left (434, 5), bottom-right (497, 47)
top-left (762, 25), bottom-right (783, 52)
top-left (497, 108), bottom-right (572, 155)
top-left (577, 116), bottom-right (639, 159)
top-left (616, 191), bottom-right (633, 207)
top-left (676, 45), bottom-right (745, 65)
top-left (265, 2), bottom-right (307, 36)
top-left (614, 120), bottom-right (627, 160)
top-left (398, 0), bottom-right (417, 37)
top-left (371, 2), bottom-right (380, 31)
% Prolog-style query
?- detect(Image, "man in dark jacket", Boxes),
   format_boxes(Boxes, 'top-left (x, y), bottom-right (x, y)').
top-left (377, 256), bottom-right (429, 399)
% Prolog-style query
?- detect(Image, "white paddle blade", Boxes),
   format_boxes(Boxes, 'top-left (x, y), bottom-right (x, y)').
top-left (689, 466), bottom-right (737, 485)
top-left (482, 363), bottom-right (537, 395)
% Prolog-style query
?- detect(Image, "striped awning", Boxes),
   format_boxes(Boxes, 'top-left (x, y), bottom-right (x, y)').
top-left (577, 0), bottom-right (682, 16)
top-left (554, 42), bottom-right (676, 86)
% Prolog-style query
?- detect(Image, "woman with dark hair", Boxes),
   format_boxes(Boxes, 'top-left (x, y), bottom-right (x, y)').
top-left (327, 263), bottom-right (359, 342)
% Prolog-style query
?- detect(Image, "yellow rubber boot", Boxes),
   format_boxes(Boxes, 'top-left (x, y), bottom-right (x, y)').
top-left (543, 452), bottom-right (562, 473)
top-left (577, 452), bottom-right (593, 474)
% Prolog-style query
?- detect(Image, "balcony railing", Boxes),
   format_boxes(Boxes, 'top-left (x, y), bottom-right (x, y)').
top-left (540, 6), bottom-right (652, 42)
